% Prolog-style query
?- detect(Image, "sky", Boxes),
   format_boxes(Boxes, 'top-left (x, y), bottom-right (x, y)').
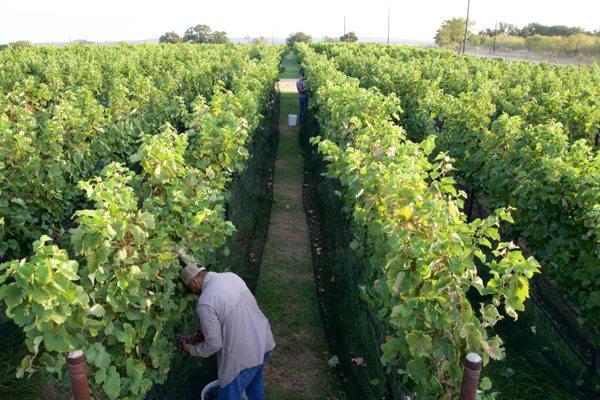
top-left (1, 0), bottom-right (599, 44)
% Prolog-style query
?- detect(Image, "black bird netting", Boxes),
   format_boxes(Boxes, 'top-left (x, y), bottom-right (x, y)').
top-left (463, 189), bottom-right (599, 400)
top-left (147, 92), bottom-right (279, 399)
top-left (0, 94), bottom-right (279, 400)
top-left (300, 112), bottom-right (399, 400)
top-left (299, 109), bottom-right (599, 400)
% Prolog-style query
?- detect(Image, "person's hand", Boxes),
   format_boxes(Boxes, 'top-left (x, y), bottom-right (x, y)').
top-left (194, 330), bottom-right (205, 343)
top-left (176, 336), bottom-right (185, 352)
top-left (182, 340), bottom-right (192, 354)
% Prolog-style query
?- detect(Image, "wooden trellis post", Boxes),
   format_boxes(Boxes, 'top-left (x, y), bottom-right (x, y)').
top-left (459, 352), bottom-right (483, 400)
top-left (67, 350), bottom-right (91, 400)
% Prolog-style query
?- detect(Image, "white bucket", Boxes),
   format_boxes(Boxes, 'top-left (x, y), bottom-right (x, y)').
top-left (200, 380), bottom-right (247, 400)
top-left (201, 380), bottom-right (220, 400)
top-left (288, 114), bottom-right (298, 126)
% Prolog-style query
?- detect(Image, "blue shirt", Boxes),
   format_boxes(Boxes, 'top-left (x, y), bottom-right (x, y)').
top-left (297, 78), bottom-right (308, 99)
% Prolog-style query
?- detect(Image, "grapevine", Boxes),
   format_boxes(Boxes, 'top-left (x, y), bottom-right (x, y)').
top-left (296, 44), bottom-right (540, 399)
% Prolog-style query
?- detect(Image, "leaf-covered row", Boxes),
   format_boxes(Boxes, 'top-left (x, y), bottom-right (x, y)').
top-left (0, 44), bottom-right (260, 260)
top-left (313, 42), bottom-right (599, 333)
top-left (0, 44), bottom-right (282, 399)
top-left (296, 43), bottom-right (539, 399)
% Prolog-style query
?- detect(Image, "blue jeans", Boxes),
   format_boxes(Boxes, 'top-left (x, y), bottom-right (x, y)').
top-left (218, 352), bottom-right (271, 400)
top-left (299, 96), bottom-right (308, 124)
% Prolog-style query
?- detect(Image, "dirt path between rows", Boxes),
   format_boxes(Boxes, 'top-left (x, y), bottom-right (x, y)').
top-left (255, 54), bottom-right (343, 400)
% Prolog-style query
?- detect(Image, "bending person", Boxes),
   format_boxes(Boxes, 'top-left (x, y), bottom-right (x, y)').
top-left (180, 261), bottom-right (275, 400)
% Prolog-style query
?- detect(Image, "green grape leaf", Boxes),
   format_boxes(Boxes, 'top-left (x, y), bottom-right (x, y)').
top-left (86, 304), bottom-right (106, 318)
top-left (406, 332), bottom-right (433, 358)
top-left (103, 366), bottom-right (122, 399)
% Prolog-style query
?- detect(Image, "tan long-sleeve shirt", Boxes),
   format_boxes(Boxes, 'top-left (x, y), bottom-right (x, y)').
top-left (188, 272), bottom-right (275, 387)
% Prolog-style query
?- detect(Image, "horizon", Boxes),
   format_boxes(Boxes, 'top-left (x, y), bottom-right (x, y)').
top-left (25, 37), bottom-right (437, 47)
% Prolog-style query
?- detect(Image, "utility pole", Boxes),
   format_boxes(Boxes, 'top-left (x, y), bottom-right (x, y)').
top-left (344, 16), bottom-right (346, 36)
top-left (462, 0), bottom-right (471, 54)
top-left (492, 20), bottom-right (497, 53)
top-left (387, 5), bottom-right (391, 44)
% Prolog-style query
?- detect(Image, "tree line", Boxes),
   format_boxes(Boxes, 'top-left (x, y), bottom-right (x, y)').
top-left (2, 29), bottom-right (359, 49)
top-left (159, 24), bottom-right (229, 44)
top-left (435, 18), bottom-right (600, 57)
top-left (285, 31), bottom-right (358, 47)
top-left (479, 22), bottom-right (599, 38)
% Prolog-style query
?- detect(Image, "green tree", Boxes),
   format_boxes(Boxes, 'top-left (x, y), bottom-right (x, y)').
top-left (480, 22), bottom-right (518, 37)
top-left (183, 24), bottom-right (212, 43)
top-left (246, 36), bottom-right (269, 44)
top-left (210, 31), bottom-right (229, 44)
top-left (498, 22), bottom-right (519, 36)
top-left (340, 31), bottom-right (358, 43)
top-left (183, 25), bottom-right (228, 44)
top-left (519, 23), bottom-right (585, 37)
top-left (159, 31), bottom-right (182, 44)
top-left (8, 40), bottom-right (32, 48)
top-left (435, 18), bottom-right (474, 51)
top-left (286, 32), bottom-right (312, 48)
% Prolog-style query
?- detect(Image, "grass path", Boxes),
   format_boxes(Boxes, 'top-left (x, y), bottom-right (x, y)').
top-left (255, 53), bottom-right (343, 400)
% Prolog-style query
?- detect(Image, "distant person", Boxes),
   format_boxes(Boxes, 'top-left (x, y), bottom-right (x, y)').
top-left (179, 255), bottom-right (275, 400)
top-left (297, 72), bottom-right (308, 124)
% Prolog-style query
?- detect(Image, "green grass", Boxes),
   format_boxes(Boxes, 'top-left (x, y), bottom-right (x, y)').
top-left (0, 328), bottom-right (42, 400)
top-left (487, 349), bottom-right (576, 400)
top-left (255, 57), bottom-right (344, 399)
top-left (279, 53), bottom-right (301, 79)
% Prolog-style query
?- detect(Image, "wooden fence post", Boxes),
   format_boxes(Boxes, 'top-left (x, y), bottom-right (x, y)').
top-left (67, 350), bottom-right (91, 400)
top-left (459, 352), bottom-right (482, 400)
